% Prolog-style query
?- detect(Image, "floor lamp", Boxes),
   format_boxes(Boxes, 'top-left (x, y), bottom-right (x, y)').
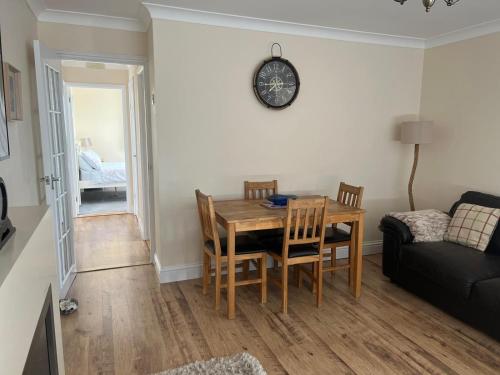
top-left (401, 121), bottom-right (433, 211)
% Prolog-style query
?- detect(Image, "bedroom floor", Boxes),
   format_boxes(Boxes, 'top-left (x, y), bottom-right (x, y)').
top-left (74, 213), bottom-right (150, 272)
top-left (79, 188), bottom-right (127, 215)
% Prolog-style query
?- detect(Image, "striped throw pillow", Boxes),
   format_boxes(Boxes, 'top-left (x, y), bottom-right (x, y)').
top-left (444, 203), bottom-right (500, 251)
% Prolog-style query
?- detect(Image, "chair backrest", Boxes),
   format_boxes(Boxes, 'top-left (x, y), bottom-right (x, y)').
top-left (336, 182), bottom-right (364, 229)
top-left (337, 182), bottom-right (364, 209)
top-left (195, 189), bottom-right (222, 255)
top-left (282, 197), bottom-right (329, 258)
top-left (244, 180), bottom-right (278, 200)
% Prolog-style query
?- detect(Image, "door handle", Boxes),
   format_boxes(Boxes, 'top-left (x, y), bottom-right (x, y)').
top-left (40, 175), bottom-right (60, 190)
top-left (51, 175), bottom-right (61, 190)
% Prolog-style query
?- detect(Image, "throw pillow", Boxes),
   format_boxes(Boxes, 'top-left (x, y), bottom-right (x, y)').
top-left (80, 150), bottom-right (102, 170)
top-left (389, 209), bottom-right (451, 242)
top-left (444, 203), bottom-right (500, 251)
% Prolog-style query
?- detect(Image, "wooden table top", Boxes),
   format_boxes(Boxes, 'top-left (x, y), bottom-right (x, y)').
top-left (214, 198), bottom-right (365, 226)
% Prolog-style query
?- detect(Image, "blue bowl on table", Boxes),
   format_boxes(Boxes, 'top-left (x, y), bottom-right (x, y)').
top-left (266, 194), bottom-right (297, 207)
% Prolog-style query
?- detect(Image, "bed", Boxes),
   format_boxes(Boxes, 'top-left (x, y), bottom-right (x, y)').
top-left (79, 149), bottom-right (127, 190)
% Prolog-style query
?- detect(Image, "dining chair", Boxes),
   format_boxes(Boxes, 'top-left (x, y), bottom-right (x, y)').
top-left (322, 182), bottom-right (364, 285)
top-left (264, 197), bottom-right (329, 313)
top-left (195, 189), bottom-right (268, 311)
top-left (244, 180), bottom-right (278, 200)
top-left (243, 180), bottom-right (280, 275)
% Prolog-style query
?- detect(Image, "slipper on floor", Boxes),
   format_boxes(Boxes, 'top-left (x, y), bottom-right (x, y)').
top-left (59, 298), bottom-right (79, 315)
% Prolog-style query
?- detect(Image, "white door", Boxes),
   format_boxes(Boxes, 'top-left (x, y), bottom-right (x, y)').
top-left (63, 85), bottom-right (80, 218)
top-left (128, 77), bottom-right (140, 217)
top-left (34, 41), bottom-right (76, 298)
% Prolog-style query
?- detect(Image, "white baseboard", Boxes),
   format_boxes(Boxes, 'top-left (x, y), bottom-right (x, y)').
top-left (155, 240), bottom-right (382, 284)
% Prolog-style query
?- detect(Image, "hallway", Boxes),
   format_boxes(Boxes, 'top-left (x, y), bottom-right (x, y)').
top-left (74, 214), bottom-right (150, 272)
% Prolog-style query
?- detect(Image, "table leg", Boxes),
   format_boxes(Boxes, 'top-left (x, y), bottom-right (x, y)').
top-left (353, 213), bottom-right (365, 298)
top-left (227, 224), bottom-right (236, 319)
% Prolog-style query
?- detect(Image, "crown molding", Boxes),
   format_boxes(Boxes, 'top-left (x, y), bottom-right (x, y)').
top-left (425, 17), bottom-right (500, 48)
top-left (143, 3), bottom-right (426, 49)
top-left (26, 1), bottom-right (500, 50)
top-left (37, 9), bottom-right (148, 32)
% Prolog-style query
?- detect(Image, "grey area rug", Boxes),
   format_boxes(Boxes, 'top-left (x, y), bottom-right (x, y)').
top-left (79, 188), bottom-right (127, 215)
top-left (154, 352), bottom-right (267, 375)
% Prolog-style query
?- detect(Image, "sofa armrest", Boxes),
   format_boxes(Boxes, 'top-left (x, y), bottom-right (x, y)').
top-left (379, 216), bottom-right (413, 244)
top-left (379, 216), bottom-right (413, 280)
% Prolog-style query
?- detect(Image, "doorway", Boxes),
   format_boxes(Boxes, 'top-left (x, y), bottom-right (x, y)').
top-left (68, 83), bottom-right (129, 216)
top-left (61, 60), bottom-right (151, 272)
top-left (34, 42), bottom-right (156, 293)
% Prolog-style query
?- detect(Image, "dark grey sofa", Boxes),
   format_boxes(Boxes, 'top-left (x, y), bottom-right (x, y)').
top-left (379, 191), bottom-right (500, 341)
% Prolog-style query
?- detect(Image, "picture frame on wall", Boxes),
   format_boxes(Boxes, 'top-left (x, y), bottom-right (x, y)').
top-left (3, 63), bottom-right (22, 121)
top-left (0, 28), bottom-right (10, 160)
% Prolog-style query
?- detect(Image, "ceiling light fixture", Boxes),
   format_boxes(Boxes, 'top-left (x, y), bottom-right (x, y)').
top-left (394, 0), bottom-right (461, 13)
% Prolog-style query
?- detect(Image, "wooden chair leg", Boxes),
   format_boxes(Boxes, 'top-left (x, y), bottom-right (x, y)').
top-left (202, 252), bottom-right (210, 295)
top-left (298, 266), bottom-right (303, 288)
top-left (260, 256), bottom-right (267, 304)
top-left (207, 261), bottom-right (212, 285)
top-left (281, 264), bottom-right (289, 314)
top-left (242, 260), bottom-right (250, 280)
top-left (331, 247), bottom-right (337, 280)
top-left (215, 258), bottom-right (222, 310)
top-left (316, 261), bottom-right (323, 307)
top-left (312, 262), bottom-right (317, 295)
top-left (293, 265), bottom-right (300, 287)
top-left (273, 258), bottom-right (278, 272)
top-left (348, 245), bottom-right (353, 287)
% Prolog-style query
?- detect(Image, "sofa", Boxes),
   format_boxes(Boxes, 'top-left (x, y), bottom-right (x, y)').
top-left (380, 191), bottom-right (500, 341)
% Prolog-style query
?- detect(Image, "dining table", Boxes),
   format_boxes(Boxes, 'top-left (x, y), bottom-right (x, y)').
top-left (214, 197), bottom-right (366, 319)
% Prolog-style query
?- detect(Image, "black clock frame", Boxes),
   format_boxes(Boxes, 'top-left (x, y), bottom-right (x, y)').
top-left (253, 57), bottom-right (300, 110)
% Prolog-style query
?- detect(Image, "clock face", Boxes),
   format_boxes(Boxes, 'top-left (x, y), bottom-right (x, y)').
top-left (253, 57), bottom-right (300, 109)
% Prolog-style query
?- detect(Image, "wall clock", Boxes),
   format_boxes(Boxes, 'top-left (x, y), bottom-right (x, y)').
top-left (253, 44), bottom-right (300, 109)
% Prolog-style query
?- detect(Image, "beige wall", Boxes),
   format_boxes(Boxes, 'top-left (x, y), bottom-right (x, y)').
top-left (63, 66), bottom-right (129, 85)
top-left (71, 87), bottom-right (125, 162)
top-left (148, 24), bottom-right (160, 252)
top-left (418, 33), bottom-right (500, 211)
top-left (0, 0), bottom-right (42, 206)
top-left (38, 22), bottom-right (147, 57)
top-left (150, 19), bottom-right (425, 267)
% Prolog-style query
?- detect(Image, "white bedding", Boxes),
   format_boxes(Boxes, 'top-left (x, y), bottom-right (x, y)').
top-left (80, 162), bottom-right (126, 184)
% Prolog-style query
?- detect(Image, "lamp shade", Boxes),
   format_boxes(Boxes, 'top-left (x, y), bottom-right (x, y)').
top-left (400, 121), bottom-right (433, 144)
top-left (80, 137), bottom-right (93, 148)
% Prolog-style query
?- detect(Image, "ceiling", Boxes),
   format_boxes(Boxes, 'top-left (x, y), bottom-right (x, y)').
top-left (29, 0), bottom-right (500, 41)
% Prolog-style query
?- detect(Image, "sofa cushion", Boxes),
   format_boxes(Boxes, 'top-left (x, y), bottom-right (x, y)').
top-left (470, 278), bottom-right (500, 316)
top-left (400, 241), bottom-right (500, 299)
top-left (450, 191), bottom-right (500, 255)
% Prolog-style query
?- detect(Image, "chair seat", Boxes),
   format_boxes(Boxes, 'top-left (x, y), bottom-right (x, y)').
top-left (205, 235), bottom-right (264, 256)
top-left (324, 227), bottom-right (351, 244)
top-left (249, 228), bottom-right (284, 241)
top-left (261, 237), bottom-right (319, 258)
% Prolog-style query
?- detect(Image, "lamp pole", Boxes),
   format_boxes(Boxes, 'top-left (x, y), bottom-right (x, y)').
top-left (408, 143), bottom-right (419, 211)
top-left (400, 120), bottom-right (433, 212)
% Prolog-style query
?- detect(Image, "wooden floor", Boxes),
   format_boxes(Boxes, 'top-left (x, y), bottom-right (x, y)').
top-left (74, 213), bottom-right (150, 272)
top-left (62, 254), bottom-right (500, 375)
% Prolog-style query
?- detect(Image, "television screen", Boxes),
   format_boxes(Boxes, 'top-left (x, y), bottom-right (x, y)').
top-left (0, 28), bottom-right (10, 160)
